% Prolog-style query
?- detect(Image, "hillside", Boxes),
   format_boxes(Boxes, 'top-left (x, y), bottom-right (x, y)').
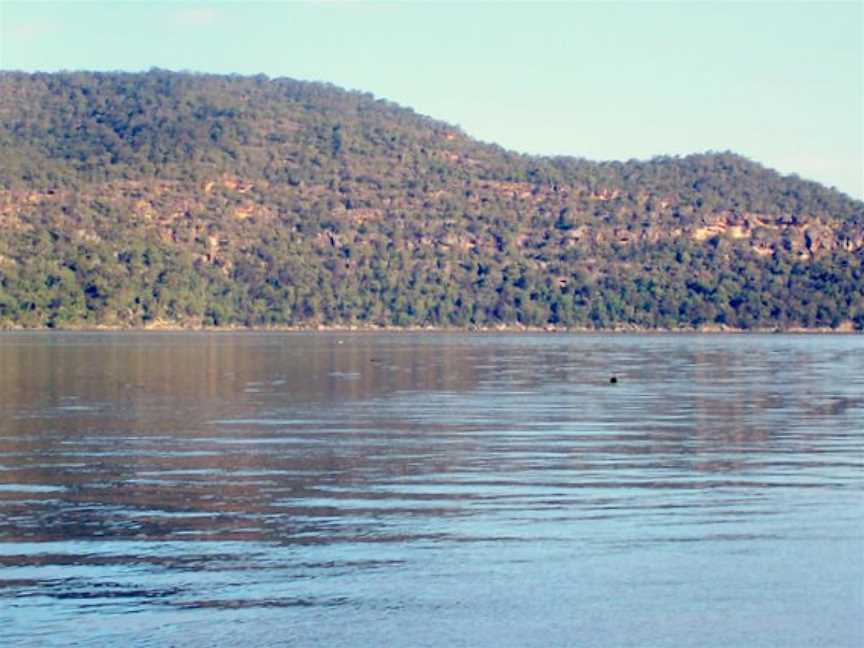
top-left (0, 70), bottom-right (862, 330)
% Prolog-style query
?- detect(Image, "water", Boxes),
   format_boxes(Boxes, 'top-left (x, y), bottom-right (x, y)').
top-left (0, 332), bottom-right (862, 647)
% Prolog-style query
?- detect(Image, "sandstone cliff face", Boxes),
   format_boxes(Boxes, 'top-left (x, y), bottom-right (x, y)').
top-left (3, 172), bottom-right (860, 286)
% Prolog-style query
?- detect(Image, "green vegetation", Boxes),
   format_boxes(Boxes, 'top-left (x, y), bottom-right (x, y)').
top-left (1, 70), bottom-right (862, 330)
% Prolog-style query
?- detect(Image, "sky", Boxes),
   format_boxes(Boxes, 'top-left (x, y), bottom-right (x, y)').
top-left (1, 1), bottom-right (862, 199)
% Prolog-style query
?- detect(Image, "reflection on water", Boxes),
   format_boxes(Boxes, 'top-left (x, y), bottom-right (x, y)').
top-left (0, 333), bottom-right (862, 647)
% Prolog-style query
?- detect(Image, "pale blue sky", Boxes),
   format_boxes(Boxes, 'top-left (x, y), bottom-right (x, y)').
top-left (1, 1), bottom-right (862, 199)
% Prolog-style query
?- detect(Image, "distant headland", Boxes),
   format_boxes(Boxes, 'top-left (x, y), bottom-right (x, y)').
top-left (0, 70), bottom-right (862, 331)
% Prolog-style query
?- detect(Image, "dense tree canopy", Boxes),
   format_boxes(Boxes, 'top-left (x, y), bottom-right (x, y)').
top-left (0, 70), bottom-right (862, 330)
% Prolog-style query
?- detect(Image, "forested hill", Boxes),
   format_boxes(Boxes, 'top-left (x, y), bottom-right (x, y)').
top-left (1, 70), bottom-right (862, 330)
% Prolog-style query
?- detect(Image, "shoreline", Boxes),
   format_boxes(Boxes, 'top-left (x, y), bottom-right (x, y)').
top-left (0, 322), bottom-right (859, 334)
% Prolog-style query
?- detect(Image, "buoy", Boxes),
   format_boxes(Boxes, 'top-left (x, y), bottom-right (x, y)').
top-left (610, 376), bottom-right (618, 384)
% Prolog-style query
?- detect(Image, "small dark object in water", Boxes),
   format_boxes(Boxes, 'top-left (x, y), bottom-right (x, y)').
top-left (610, 376), bottom-right (618, 384)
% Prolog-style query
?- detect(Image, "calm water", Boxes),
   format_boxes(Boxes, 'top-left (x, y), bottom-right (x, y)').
top-left (0, 332), bottom-right (862, 647)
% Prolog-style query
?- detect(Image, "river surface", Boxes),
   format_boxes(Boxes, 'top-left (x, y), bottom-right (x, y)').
top-left (0, 332), bottom-right (862, 647)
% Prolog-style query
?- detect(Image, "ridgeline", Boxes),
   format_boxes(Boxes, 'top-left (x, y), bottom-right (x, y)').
top-left (1, 70), bottom-right (862, 330)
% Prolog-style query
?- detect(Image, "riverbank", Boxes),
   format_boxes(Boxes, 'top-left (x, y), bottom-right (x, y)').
top-left (0, 320), bottom-right (860, 334)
